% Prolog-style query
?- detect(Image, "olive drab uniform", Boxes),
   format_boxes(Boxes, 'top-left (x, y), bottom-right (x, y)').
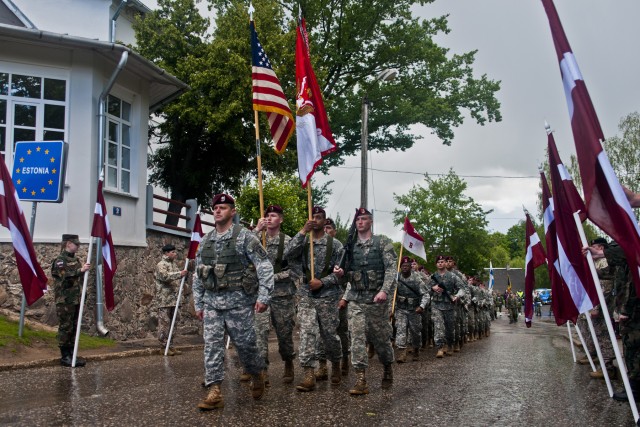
top-left (193, 224), bottom-right (274, 387)
top-left (395, 271), bottom-right (430, 350)
top-left (343, 235), bottom-right (397, 370)
top-left (428, 271), bottom-right (464, 351)
top-left (51, 251), bottom-right (83, 350)
top-left (253, 231), bottom-right (297, 368)
top-left (287, 232), bottom-right (344, 370)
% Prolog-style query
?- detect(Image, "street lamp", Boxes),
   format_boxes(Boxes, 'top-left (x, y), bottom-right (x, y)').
top-left (360, 68), bottom-right (398, 209)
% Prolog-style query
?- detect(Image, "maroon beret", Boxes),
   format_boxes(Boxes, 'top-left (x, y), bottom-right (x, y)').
top-left (211, 193), bottom-right (235, 207)
top-left (265, 205), bottom-right (283, 214)
top-left (436, 255), bottom-right (446, 262)
top-left (355, 207), bottom-right (372, 218)
top-left (312, 206), bottom-right (325, 215)
top-left (401, 256), bottom-right (413, 264)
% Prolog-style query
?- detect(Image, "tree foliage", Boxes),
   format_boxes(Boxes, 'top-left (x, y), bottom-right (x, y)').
top-left (135, 0), bottom-right (502, 222)
top-left (392, 169), bottom-right (492, 275)
top-left (604, 111), bottom-right (640, 194)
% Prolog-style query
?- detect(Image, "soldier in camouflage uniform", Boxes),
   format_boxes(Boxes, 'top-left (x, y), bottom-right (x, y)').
top-left (337, 208), bottom-right (397, 395)
top-left (507, 292), bottom-right (519, 324)
top-left (395, 257), bottom-right (429, 363)
top-left (447, 256), bottom-right (468, 352)
top-left (287, 206), bottom-right (344, 392)
top-left (467, 277), bottom-right (480, 341)
top-left (50, 234), bottom-right (91, 367)
top-left (585, 239), bottom-right (638, 401)
top-left (252, 205), bottom-right (297, 385)
top-left (428, 255), bottom-right (465, 358)
top-left (194, 194), bottom-right (274, 410)
top-left (154, 243), bottom-right (187, 356)
top-left (325, 218), bottom-right (351, 376)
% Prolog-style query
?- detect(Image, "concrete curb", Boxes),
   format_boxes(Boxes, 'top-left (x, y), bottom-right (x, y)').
top-left (0, 344), bottom-right (203, 372)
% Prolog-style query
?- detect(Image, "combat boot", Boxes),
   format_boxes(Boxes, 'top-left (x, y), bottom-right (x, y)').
top-left (412, 347), bottom-right (420, 361)
top-left (577, 356), bottom-right (591, 365)
top-left (330, 361), bottom-right (342, 385)
top-left (613, 380), bottom-right (640, 402)
top-left (169, 347), bottom-right (182, 356)
top-left (381, 364), bottom-right (393, 389)
top-left (283, 360), bottom-right (294, 384)
top-left (59, 347), bottom-right (72, 367)
top-left (444, 345), bottom-right (452, 356)
top-left (296, 367), bottom-right (316, 392)
top-left (349, 369), bottom-right (369, 395)
top-left (198, 384), bottom-right (224, 410)
top-left (436, 347), bottom-right (444, 358)
top-left (396, 348), bottom-right (407, 363)
top-left (341, 355), bottom-right (350, 376)
top-left (367, 343), bottom-right (376, 359)
top-left (315, 360), bottom-right (328, 381)
top-left (239, 371), bottom-right (251, 382)
top-left (263, 369), bottom-right (270, 387)
top-left (250, 372), bottom-right (265, 400)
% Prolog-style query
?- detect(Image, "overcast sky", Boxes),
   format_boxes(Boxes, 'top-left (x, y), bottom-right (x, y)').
top-left (143, 0), bottom-right (640, 240)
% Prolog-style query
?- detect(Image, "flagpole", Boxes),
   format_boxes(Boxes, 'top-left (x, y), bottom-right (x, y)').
top-left (18, 201), bottom-right (38, 337)
top-left (164, 258), bottom-right (190, 356)
top-left (573, 321), bottom-right (595, 370)
top-left (254, 110), bottom-right (266, 247)
top-left (390, 244), bottom-right (404, 319)
top-left (574, 213), bottom-right (638, 418)
top-left (584, 311), bottom-right (614, 395)
top-left (72, 239), bottom-right (94, 368)
top-left (567, 322), bottom-right (576, 362)
top-left (307, 183), bottom-right (315, 279)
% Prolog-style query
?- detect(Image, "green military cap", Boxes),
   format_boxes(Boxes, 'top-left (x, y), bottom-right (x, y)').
top-left (62, 234), bottom-right (81, 245)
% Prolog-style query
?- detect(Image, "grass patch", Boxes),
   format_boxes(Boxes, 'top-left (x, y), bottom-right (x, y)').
top-left (0, 315), bottom-right (116, 351)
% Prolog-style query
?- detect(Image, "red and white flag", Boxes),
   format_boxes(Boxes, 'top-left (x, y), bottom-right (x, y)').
top-left (402, 217), bottom-right (426, 261)
top-left (91, 178), bottom-right (117, 311)
top-left (251, 20), bottom-right (295, 153)
top-left (0, 156), bottom-right (47, 305)
top-left (295, 18), bottom-right (337, 187)
top-left (524, 211), bottom-right (546, 327)
top-left (187, 214), bottom-right (204, 260)
top-left (548, 133), bottom-right (598, 314)
top-left (542, 0), bottom-right (640, 295)
top-left (540, 170), bottom-right (578, 326)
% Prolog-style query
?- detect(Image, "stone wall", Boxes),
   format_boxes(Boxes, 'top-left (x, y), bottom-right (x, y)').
top-left (0, 229), bottom-right (202, 341)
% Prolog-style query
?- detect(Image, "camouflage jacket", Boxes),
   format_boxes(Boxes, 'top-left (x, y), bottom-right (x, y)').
top-left (193, 225), bottom-right (274, 311)
top-left (604, 242), bottom-right (636, 318)
top-left (396, 271), bottom-right (430, 309)
top-left (154, 255), bottom-right (183, 308)
top-left (50, 251), bottom-right (83, 305)
top-left (253, 230), bottom-right (298, 298)
top-left (427, 270), bottom-right (465, 310)
top-left (287, 231), bottom-right (343, 298)
top-left (343, 235), bottom-right (397, 303)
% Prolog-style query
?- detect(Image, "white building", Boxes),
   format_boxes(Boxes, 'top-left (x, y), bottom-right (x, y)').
top-left (0, 0), bottom-right (188, 247)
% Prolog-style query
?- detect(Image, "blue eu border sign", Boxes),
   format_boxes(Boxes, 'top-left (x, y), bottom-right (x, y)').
top-left (11, 141), bottom-right (68, 203)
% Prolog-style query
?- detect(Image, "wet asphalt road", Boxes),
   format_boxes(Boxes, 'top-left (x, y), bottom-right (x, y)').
top-left (0, 310), bottom-right (636, 426)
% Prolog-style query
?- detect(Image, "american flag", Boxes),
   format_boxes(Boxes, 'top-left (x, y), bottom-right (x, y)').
top-left (251, 20), bottom-right (294, 153)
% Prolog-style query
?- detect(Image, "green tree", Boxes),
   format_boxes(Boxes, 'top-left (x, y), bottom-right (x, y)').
top-left (392, 169), bottom-right (492, 275)
top-left (136, 0), bottom-right (502, 224)
top-left (604, 111), bottom-right (640, 194)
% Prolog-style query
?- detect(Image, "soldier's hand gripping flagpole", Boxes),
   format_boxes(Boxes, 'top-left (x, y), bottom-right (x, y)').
top-left (72, 240), bottom-right (94, 368)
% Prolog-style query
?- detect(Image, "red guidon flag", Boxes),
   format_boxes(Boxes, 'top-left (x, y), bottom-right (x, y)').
top-left (402, 217), bottom-right (426, 261)
top-left (251, 20), bottom-right (294, 153)
top-left (295, 18), bottom-right (337, 187)
top-left (524, 211), bottom-right (546, 327)
top-left (542, 0), bottom-right (640, 296)
top-left (91, 178), bottom-right (117, 311)
top-left (0, 156), bottom-right (47, 305)
top-left (187, 214), bottom-right (204, 260)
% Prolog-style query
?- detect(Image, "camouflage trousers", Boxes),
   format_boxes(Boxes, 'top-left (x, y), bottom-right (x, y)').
top-left (56, 303), bottom-right (80, 348)
top-left (395, 308), bottom-right (422, 349)
top-left (421, 308), bottom-right (432, 347)
top-left (298, 295), bottom-right (342, 367)
top-left (468, 308), bottom-right (477, 336)
top-left (317, 304), bottom-right (350, 361)
top-left (432, 307), bottom-right (454, 348)
top-left (349, 301), bottom-right (394, 369)
top-left (258, 296), bottom-right (297, 363)
top-left (509, 308), bottom-right (519, 323)
top-left (203, 304), bottom-right (264, 386)
top-left (254, 307), bottom-right (271, 365)
top-left (157, 306), bottom-right (179, 346)
top-left (579, 313), bottom-right (615, 363)
top-left (622, 319), bottom-right (640, 380)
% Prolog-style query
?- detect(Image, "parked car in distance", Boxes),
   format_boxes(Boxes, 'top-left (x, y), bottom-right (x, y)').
top-left (536, 288), bottom-right (552, 305)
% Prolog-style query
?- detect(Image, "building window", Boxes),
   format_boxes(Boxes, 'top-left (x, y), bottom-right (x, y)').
top-left (0, 72), bottom-right (67, 161)
top-left (105, 94), bottom-right (132, 194)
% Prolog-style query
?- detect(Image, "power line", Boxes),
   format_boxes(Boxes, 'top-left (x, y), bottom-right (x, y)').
top-left (334, 166), bottom-right (538, 179)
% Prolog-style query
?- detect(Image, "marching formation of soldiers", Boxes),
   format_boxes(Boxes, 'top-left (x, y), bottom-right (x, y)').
top-left (163, 194), bottom-right (495, 410)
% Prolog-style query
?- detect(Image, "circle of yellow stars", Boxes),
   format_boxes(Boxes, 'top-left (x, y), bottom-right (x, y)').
top-left (14, 145), bottom-right (58, 196)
